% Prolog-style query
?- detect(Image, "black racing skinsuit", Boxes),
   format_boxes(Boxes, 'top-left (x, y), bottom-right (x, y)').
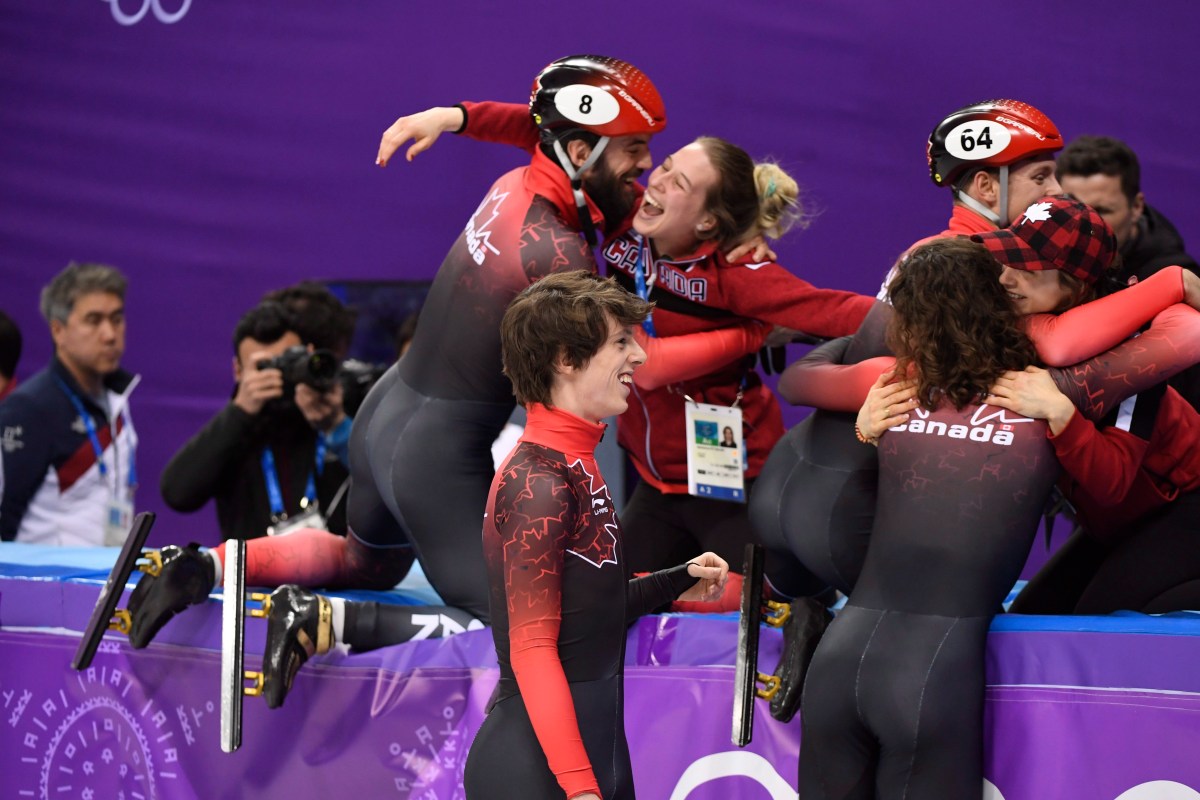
top-left (349, 152), bottom-right (598, 620)
top-left (797, 401), bottom-right (1058, 799)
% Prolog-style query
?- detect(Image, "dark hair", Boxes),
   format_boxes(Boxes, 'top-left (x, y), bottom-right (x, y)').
top-left (0, 310), bottom-right (22, 379)
top-left (694, 137), bottom-right (806, 249)
top-left (1052, 251), bottom-right (1129, 311)
top-left (262, 281), bottom-right (357, 357)
top-left (232, 301), bottom-right (296, 357)
top-left (1052, 270), bottom-right (1098, 311)
top-left (1057, 135), bottom-right (1141, 203)
top-left (888, 239), bottom-right (1039, 410)
top-left (40, 262), bottom-right (127, 324)
top-left (501, 271), bottom-right (651, 407)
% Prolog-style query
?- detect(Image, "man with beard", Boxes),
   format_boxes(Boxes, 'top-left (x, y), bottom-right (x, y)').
top-left (340, 54), bottom-right (670, 620)
top-left (159, 300), bottom-right (349, 541)
top-left (126, 58), bottom-right (767, 691)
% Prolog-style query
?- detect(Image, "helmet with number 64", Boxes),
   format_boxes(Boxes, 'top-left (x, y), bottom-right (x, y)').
top-left (927, 99), bottom-right (1062, 188)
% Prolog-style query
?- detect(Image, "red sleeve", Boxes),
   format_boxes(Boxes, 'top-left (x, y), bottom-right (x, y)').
top-left (460, 101), bottom-right (540, 154)
top-left (721, 259), bottom-right (875, 337)
top-left (632, 324), bottom-right (768, 390)
top-left (1025, 266), bottom-right (1185, 366)
top-left (1047, 409), bottom-right (1150, 505)
top-left (1052, 304), bottom-right (1200, 421)
top-left (777, 337), bottom-right (896, 409)
top-left (497, 468), bottom-right (600, 799)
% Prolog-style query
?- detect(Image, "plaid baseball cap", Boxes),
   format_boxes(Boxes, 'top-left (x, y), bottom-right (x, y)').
top-left (970, 196), bottom-right (1117, 285)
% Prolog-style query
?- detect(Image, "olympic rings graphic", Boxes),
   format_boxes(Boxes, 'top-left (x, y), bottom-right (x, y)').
top-left (104, 0), bottom-right (192, 26)
top-left (669, 752), bottom-right (795, 799)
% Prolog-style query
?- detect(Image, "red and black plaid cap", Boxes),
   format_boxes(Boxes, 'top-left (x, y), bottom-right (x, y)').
top-left (970, 196), bottom-right (1117, 285)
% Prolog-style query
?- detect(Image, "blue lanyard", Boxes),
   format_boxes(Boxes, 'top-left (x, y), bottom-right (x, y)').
top-left (634, 236), bottom-right (657, 337)
top-left (260, 434), bottom-right (326, 518)
top-left (55, 377), bottom-right (136, 489)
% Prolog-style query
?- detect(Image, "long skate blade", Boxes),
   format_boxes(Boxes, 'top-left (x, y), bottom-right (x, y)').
top-left (71, 512), bottom-right (156, 670)
top-left (732, 542), bottom-right (765, 747)
top-left (220, 539), bottom-right (247, 753)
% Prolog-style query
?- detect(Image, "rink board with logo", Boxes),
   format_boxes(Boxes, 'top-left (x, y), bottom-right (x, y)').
top-left (1, 543), bottom-right (1198, 800)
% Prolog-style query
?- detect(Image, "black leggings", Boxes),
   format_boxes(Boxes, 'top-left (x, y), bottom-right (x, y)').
top-left (749, 411), bottom-right (878, 598)
top-left (350, 364), bottom-right (512, 621)
top-left (799, 605), bottom-right (989, 800)
top-left (464, 677), bottom-right (633, 799)
top-left (1013, 490), bottom-right (1200, 615)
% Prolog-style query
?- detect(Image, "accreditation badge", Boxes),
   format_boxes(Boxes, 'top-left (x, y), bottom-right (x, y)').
top-left (684, 402), bottom-right (746, 503)
top-left (104, 497), bottom-right (134, 546)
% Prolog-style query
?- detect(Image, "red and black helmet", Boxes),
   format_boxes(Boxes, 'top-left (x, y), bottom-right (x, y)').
top-left (529, 55), bottom-right (666, 138)
top-left (927, 99), bottom-right (1063, 188)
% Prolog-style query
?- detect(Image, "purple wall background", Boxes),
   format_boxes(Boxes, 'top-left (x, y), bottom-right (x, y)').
top-left (3, 1), bottom-right (1199, 546)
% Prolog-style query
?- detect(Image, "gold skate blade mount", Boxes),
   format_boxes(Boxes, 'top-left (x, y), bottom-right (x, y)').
top-left (71, 512), bottom-right (157, 671)
top-left (755, 673), bottom-right (781, 701)
top-left (763, 598), bottom-right (791, 628)
top-left (240, 593), bottom-right (271, 697)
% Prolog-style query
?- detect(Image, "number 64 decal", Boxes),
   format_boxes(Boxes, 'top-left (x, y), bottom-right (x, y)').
top-left (945, 120), bottom-right (1012, 161)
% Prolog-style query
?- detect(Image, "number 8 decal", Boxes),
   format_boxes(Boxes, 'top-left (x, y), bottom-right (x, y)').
top-left (554, 85), bottom-right (620, 126)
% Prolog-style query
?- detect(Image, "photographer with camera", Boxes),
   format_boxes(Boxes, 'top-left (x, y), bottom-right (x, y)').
top-left (160, 301), bottom-right (350, 541)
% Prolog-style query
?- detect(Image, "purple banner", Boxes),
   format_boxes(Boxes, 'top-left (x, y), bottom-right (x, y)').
top-left (6, 617), bottom-right (1200, 799)
top-left (7, 549), bottom-right (1200, 797)
top-left (986, 686), bottom-right (1200, 800)
top-left (0, 628), bottom-right (801, 799)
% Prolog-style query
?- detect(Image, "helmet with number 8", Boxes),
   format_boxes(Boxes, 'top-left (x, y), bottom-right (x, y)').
top-left (529, 55), bottom-right (667, 139)
top-left (927, 99), bottom-right (1062, 188)
top-left (528, 55), bottom-right (666, 246)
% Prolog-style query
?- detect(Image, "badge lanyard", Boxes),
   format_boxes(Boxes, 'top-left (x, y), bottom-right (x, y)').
top-left (634, 236), bottom-right (658, 337)
top-left (56, 377), bottom-right (137, 493)
top-left (260, 434), bottom-right (325, 521)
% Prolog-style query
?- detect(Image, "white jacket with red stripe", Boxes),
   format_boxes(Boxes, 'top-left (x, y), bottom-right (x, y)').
top-left (0, 358), bottom-right (138, 546)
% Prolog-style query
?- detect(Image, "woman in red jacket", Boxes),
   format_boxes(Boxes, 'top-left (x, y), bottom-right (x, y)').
top-left (383, 102), bottom-right (874, 584)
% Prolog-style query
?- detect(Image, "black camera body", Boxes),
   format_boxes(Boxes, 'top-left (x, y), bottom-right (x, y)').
top-left (256, 346), bottom-right (339, 391)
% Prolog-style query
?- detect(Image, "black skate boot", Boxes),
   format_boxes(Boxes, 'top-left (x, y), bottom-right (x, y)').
top-left (127, 544), bottom-right (215, 648)
top-left (261, 585), bottom-right (333, 709)
top-left (768, 596), bottom-right (833, 723)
